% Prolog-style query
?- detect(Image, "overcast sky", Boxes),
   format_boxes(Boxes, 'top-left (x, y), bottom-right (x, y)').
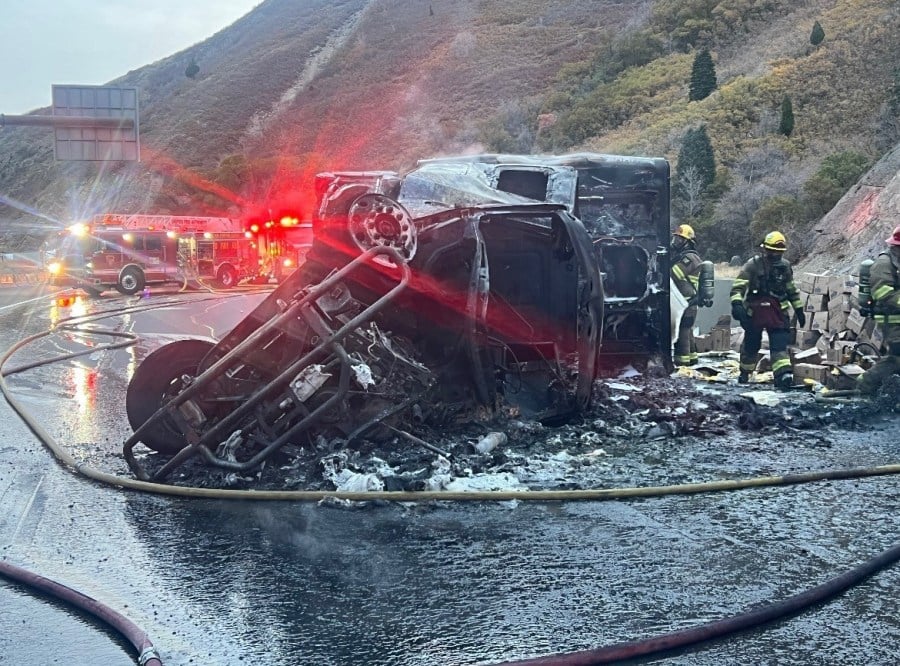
top-left (0, 0), bottom-right (262, 115)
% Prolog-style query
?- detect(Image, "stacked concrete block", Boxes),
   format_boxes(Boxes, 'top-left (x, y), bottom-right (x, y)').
top-left (792, 362), bottom-right (831, 385)
top-left (790, 271), bottom-right (881, 388)
top-left (794, 272), bottom-right (864, 340)
top-left (694, 317), bottom-right (733, 353)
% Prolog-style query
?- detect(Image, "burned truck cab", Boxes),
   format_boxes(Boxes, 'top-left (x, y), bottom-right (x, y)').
top-left (123, 164), bottom-right (604, 481)
top-left (413, 153), bottom-right (672, 373)
top-left (559, 154), bottom-right (671, 372)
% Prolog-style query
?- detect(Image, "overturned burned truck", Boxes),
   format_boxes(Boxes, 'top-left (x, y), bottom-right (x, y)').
top-left (123, 153), bottom-right (671, 482)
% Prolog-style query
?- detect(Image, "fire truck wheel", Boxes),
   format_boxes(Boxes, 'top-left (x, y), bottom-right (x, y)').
top-left (116, 266), bottom-right (146, 295)
top-left (216, 264), bottom-right (238, 289)
top-left (126, 339), bottom-right (216, 454)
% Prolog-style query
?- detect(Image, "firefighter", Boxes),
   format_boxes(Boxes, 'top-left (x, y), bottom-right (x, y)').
top-left (730, 231), bottom-right (806, 388)
top-left (671, 224), bottom-right (703, 366)
top-left (857, 225), bottom-right (900, 396)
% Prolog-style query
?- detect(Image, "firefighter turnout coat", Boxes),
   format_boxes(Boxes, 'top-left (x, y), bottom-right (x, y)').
top-left (671, 249), bottom-right (702, 307)
top-left (729, 255), bottom-right (803, 326)
top-left (858, 248), bottom-right (900, 395)
top-left (730, 254), bottom-right (803, 381)
top-left (870, 249), bottom-right (900, 329)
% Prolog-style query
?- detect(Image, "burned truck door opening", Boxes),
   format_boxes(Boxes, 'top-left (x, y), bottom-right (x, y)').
top-left (478, 210), bottom-right (595, 419)
top-left (540, 155), bottom-right (671, 373)
top-left (412, 153), bottom-right (671, 373)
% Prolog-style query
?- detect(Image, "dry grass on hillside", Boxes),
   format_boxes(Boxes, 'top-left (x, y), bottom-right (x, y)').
top-left (715, 263), bottom-right (741, 278)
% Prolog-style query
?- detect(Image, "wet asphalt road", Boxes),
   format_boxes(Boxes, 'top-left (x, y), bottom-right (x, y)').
top-left (1, 285), bottom-right (900, 665)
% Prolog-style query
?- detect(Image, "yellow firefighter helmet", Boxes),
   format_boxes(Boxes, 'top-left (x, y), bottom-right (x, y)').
top-left (762, 231), bottom-right (787, 252)
top-left (673, 224), bottom-right (695, 241)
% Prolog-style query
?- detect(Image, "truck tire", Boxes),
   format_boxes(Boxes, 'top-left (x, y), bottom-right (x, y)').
top-left (116, 266), bottom-right (145, 295)
top-left (216, 264), bottom-right (238, 289)
top-left (126, 339), bottom-right (216, 454)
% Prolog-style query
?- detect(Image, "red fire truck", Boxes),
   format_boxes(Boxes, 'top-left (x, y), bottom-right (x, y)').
top-left (46, 215), bottom-right (259, 295)
top-left (245, 215), bottom-right (313, 282)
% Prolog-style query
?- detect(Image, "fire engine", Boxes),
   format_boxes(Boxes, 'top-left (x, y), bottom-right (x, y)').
top-left (46, 214), bottom-right (259, 295)
top-left (244, 215), bottom-right (313, 282)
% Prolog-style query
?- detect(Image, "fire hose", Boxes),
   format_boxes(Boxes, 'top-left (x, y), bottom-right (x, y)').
top-left (5, 294), bottom-right (900, 502)
top-left (3, 295), bottom-right (900, 665)
top-left (491, 539), bottom-right (900, 664)
top-left (0, 559), bottom-right (163, 666)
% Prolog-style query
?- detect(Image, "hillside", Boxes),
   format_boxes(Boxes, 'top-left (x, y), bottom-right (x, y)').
top-left (798, 143), bottom-right (900, 275)
top-left (0, 0), bottom-right (898, 266)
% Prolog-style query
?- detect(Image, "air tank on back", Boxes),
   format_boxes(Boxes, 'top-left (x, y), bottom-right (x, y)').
top-left (858, 258), bottom-right (874, 318)
top-left (698, 260), bottom-right (715, 307)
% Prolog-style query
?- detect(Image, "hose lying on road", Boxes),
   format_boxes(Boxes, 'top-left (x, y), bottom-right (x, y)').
top-left (3, 293), bottom-right (900, 665)
top-left (0, 559), bottom-right (163, 666)
top-left (493, 538), bottom-right (900, 665)
top-left (3, 304), bottom-right (900, 501)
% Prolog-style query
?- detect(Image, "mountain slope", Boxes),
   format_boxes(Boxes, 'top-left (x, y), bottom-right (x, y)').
top-left (798, 143), bottom-right (900, 275)
top-left (0, 0), bottom-right (897, 271)
top-left (0, 0), bottom-right (654, 225)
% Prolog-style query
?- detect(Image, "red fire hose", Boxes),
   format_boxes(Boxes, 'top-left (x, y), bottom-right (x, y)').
top-left (0, 559), bottom-right (163, 665)
top-left (493, 539), bottom-right (900, 665)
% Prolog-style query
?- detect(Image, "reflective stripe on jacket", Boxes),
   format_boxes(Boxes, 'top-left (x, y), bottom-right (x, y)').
top-left (870, 250), bottom-right (900, 317)
top-left (729, 255), bottom-right (802, 312)
top-left (671, 249), bottom-right (702, 301)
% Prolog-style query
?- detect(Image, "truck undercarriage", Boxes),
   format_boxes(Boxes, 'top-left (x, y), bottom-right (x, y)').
top-left (124, 153), bottom-right (670, 483)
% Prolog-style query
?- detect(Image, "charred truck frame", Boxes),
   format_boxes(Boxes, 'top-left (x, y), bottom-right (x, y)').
top-left (124, 153), bottom-right (670, 482)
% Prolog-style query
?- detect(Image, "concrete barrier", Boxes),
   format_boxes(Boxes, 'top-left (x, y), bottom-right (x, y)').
top-left (695, 278), bottom-right (736, 334)
top-left (0, 270), bottom-right (47, 288)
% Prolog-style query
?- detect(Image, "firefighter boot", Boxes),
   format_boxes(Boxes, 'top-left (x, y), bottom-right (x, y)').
top-left (777, 372), bottom-right (794, 390)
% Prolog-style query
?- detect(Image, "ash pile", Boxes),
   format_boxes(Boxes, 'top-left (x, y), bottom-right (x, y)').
top-left (134, 356), bottom-right (888, 495)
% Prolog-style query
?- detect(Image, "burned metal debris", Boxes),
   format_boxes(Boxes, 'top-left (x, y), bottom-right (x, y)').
top-left (122, 366), bottom-right (869, 493)
top-left (123, 153), bottom-right (674, 484)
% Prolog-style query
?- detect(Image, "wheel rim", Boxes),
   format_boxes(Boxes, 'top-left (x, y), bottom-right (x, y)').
top-left (126, 339), bottom-right (215, 453)
top-left (348, 193), bottom-right (416, 265)
top-left (121, 272), bottom-right (138, 291)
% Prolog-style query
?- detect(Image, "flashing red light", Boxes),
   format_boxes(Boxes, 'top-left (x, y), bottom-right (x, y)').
top-left (250, 224), bottom-right (260, 234)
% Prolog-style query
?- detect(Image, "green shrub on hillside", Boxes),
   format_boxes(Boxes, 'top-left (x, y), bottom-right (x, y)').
top-left (589, 30), bottom-right (666, 84)
top-left (650, 0), bottom-right (786, 50)
top-left (750, 195), bottom-right (805, 246)
top-left (479, 100), bottom-right (541, 153)
top-left (802, 151), bottom-right (871, 218)
top-left (538, 53), bottom-right (692, 151)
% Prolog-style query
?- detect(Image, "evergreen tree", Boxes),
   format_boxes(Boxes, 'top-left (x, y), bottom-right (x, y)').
top-left (185, 59), bottom-right (200, 79)
top-left (677, 125), bottom-right (716, 188)
top-left (889, 67), bottom-right (900, 115)
top-left (810, 21), bottom-right (825, 46)
top-left (688, 49), bottom-right (717, 102)
top-left (779, 95), bottom-right (795, 137)
top-left (674, 125), bottom-right (716, 217)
